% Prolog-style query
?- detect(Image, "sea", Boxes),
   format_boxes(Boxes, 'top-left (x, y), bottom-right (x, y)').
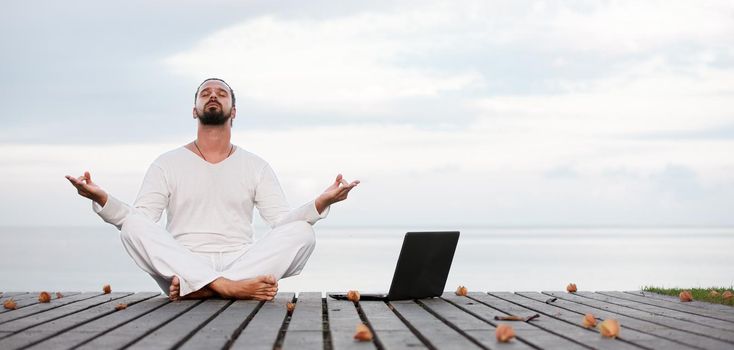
top-left (1, 226), bottom-right (732, 294)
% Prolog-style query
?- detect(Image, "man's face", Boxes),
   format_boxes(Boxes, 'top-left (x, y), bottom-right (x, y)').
top-left (193, 80), bottom-right (235, 125)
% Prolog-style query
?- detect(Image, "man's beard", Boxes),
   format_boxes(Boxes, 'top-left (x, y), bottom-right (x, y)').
top-left (197, 106), bottom-right (231, 126)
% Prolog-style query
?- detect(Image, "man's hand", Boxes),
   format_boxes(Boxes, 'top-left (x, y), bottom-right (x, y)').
top-left (65, 171), bottom-right (108, 206)
top-left (315, 174), bottom-right (359, 214)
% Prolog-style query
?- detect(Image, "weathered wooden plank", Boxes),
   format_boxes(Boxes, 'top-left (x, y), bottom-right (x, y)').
top-left (281, 292), bottom-right (323, 350)
top-left (490, 292), bottom-right (691, 349)
top-left (178, 299), bottom-right (260, 350)
top-left (1, 292), bottom-right (79, 301)
top-left (326, 296), bottom-right (376, 350)
top-left (420, 295), bottom-right (534, 349)
top-left (127, 299), bottom-right (230, 349)
top-left (389, 299), bottom-right (480, 350)
top-left (0, 292), bottom-right (81, 314)
top-left (0, 292), bottom-right (102, 325)
top-left (0, 292), bottom-right (158, 349)
top-left (626, 291), bottom-right (734, 315)
top-left (0, 292), bottom-right (29, 298)
top-left (359, 300), bottom-right (426, 350)
top-left (447, 292), bottom-right (625, 350)
top-left (229, 293), bottom-right (295, 350)
top-left (575, 292), bottom-right (734, 333)
top-left (511, 292), bottom-right (703, 350)
top-left (27, 296), bottom-right (170, 350)
top-left (542, 291), bottom-right (734, 349)
top-left (611, 291), bottom-right (734, 321)
top-left (0, 292), bottom-right (132, 334)
top-left (0, 293), bottom-right (31, 303)
top-left (76, 299), bottom-right (201, 350)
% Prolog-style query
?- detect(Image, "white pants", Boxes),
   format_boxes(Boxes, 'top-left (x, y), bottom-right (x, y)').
top-left (119, 213), bottom-right (316, 296)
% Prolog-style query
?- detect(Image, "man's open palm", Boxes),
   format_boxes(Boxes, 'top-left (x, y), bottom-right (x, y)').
top-left (315, 174), bottom-right (359, 213)
top-left (65, 171), bottom-right (108, 206)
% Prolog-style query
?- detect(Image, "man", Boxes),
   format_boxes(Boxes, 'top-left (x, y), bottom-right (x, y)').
top-left (66, 78), bottom-right (359, 301)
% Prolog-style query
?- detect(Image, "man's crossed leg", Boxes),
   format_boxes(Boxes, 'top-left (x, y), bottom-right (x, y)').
top-left (119, 213), bottom-right (316, 300)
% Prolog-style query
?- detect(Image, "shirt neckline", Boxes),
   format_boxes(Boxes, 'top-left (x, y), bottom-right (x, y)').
top-left (182, 145), bottom-right (237, 166)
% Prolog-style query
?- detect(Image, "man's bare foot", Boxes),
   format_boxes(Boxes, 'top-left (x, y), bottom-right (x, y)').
top-left (169, 276), bottom-right (181, 300)
top-left (169, 276), bottom-right (216, 300)
top-left (208, 275), bottom-right (279, 300)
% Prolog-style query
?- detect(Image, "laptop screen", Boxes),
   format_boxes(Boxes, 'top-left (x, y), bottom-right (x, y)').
top-left (387, 231), bottom-right (460, 300)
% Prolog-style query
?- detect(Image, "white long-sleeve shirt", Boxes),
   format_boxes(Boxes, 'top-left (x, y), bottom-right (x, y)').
top-left (93, 146), bottom-right (328, 252)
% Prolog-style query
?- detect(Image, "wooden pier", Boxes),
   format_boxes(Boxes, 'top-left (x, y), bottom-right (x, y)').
top-left (1, 290), bottom-right (733, 349)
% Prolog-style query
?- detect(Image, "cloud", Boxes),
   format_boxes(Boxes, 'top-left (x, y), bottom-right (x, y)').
top-left (164, 14), bottom-right (484, 116)
top-left (2, 0), bottom-right (734, 227)
top-left (473, 57), bottom-right (734, 136)
top-left (163, 0), bottom-right (734, 126)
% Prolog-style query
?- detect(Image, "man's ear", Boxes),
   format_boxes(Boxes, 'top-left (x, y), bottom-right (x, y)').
top-left (192, 107), bottom-right (197, 119)
top-left (231, 107), bottom-right (237, 120)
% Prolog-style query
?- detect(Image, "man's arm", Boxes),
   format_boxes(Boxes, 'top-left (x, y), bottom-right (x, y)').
top-left (66, 164), bottom-right (170, 230)
top-left (254, 165), bottom-right (359, 228)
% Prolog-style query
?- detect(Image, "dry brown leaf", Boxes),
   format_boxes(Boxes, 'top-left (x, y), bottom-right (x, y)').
top-left (455, 285), bottom-right (468, 296)
top-left (583, 313), bottom-right (597, 328)
top-left (679, 290), bottom-right (693, 302)
top-left (103, 284), bottom-right (111, 294)
top-left (56, 292), bottom-right (64, 299)
top-left (723, 291), bottom-right (733, 300)
top-left (115, 303), bottom-right (127, 310)
top-left (287, 302), bottom-right (295, 312)
top-left (709, 290), bottom-right (719, 297)
top-left (347, 290), bottom-right (360, 302)
top-left (3, 299), bottom-right (17, 310)
top-left (495, 324), bottom-right (515, 342)
top-left (599, 319), bottom-right (620, 338)
top-left (566, 283), bottom-right (577, 293)
top-left (38, 291), bottom-right (51, 303)
top-left (353, 323), bottom-right (373, 341)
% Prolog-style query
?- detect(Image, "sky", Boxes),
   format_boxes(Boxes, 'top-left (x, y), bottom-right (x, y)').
top-left (1, 0), bottom-right (733, 227)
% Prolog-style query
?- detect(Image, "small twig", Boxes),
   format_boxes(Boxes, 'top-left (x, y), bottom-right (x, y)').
top-left (494, 313), bottom-right (540, 322)
top-left (545, 297), bottom-right (557, 304)
top-left (494, 315), bottom-right (524, 321)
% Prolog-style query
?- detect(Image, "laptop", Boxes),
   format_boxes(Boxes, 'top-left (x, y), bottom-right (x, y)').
top-left (329, 231), bottom-right (460, 301)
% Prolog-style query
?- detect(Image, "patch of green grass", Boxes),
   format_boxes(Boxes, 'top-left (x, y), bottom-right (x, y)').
top-left (642, 286), bottom-right (734, 307)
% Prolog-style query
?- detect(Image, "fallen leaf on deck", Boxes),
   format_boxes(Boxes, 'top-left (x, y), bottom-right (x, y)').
top-left (103, 284), bottom-right (111, 294)
top-left (495, 324), bottom-right (515, 342)
top-left (566, 283), bottom-right (577, 293)
top-left (583, 313), bottom-right (597, 328)
top-left (455, 285), bottom-right (468, 296)
top-left (38, 291), bottom-right (51, 303)
top-left (679, 291), bottom-right (693, 302)
top-left (115, 303), bottom-right (127, 310)
top-left (545, 297), bottom-right (557, 304)
top-left (599, 319), bottom-right (620, 338)
top-left (723, 291), bottom-right (733, 300)
top-left (287, 302), bottom-right (295, 312)
top-left (354, 323), bottom-right (373, 341)
top-left (56, 292), bottom-right (64, 298)
top-left (3, 299), bottom-right (17, 310)
top-left (347, 290), bottom-right (360, 302)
